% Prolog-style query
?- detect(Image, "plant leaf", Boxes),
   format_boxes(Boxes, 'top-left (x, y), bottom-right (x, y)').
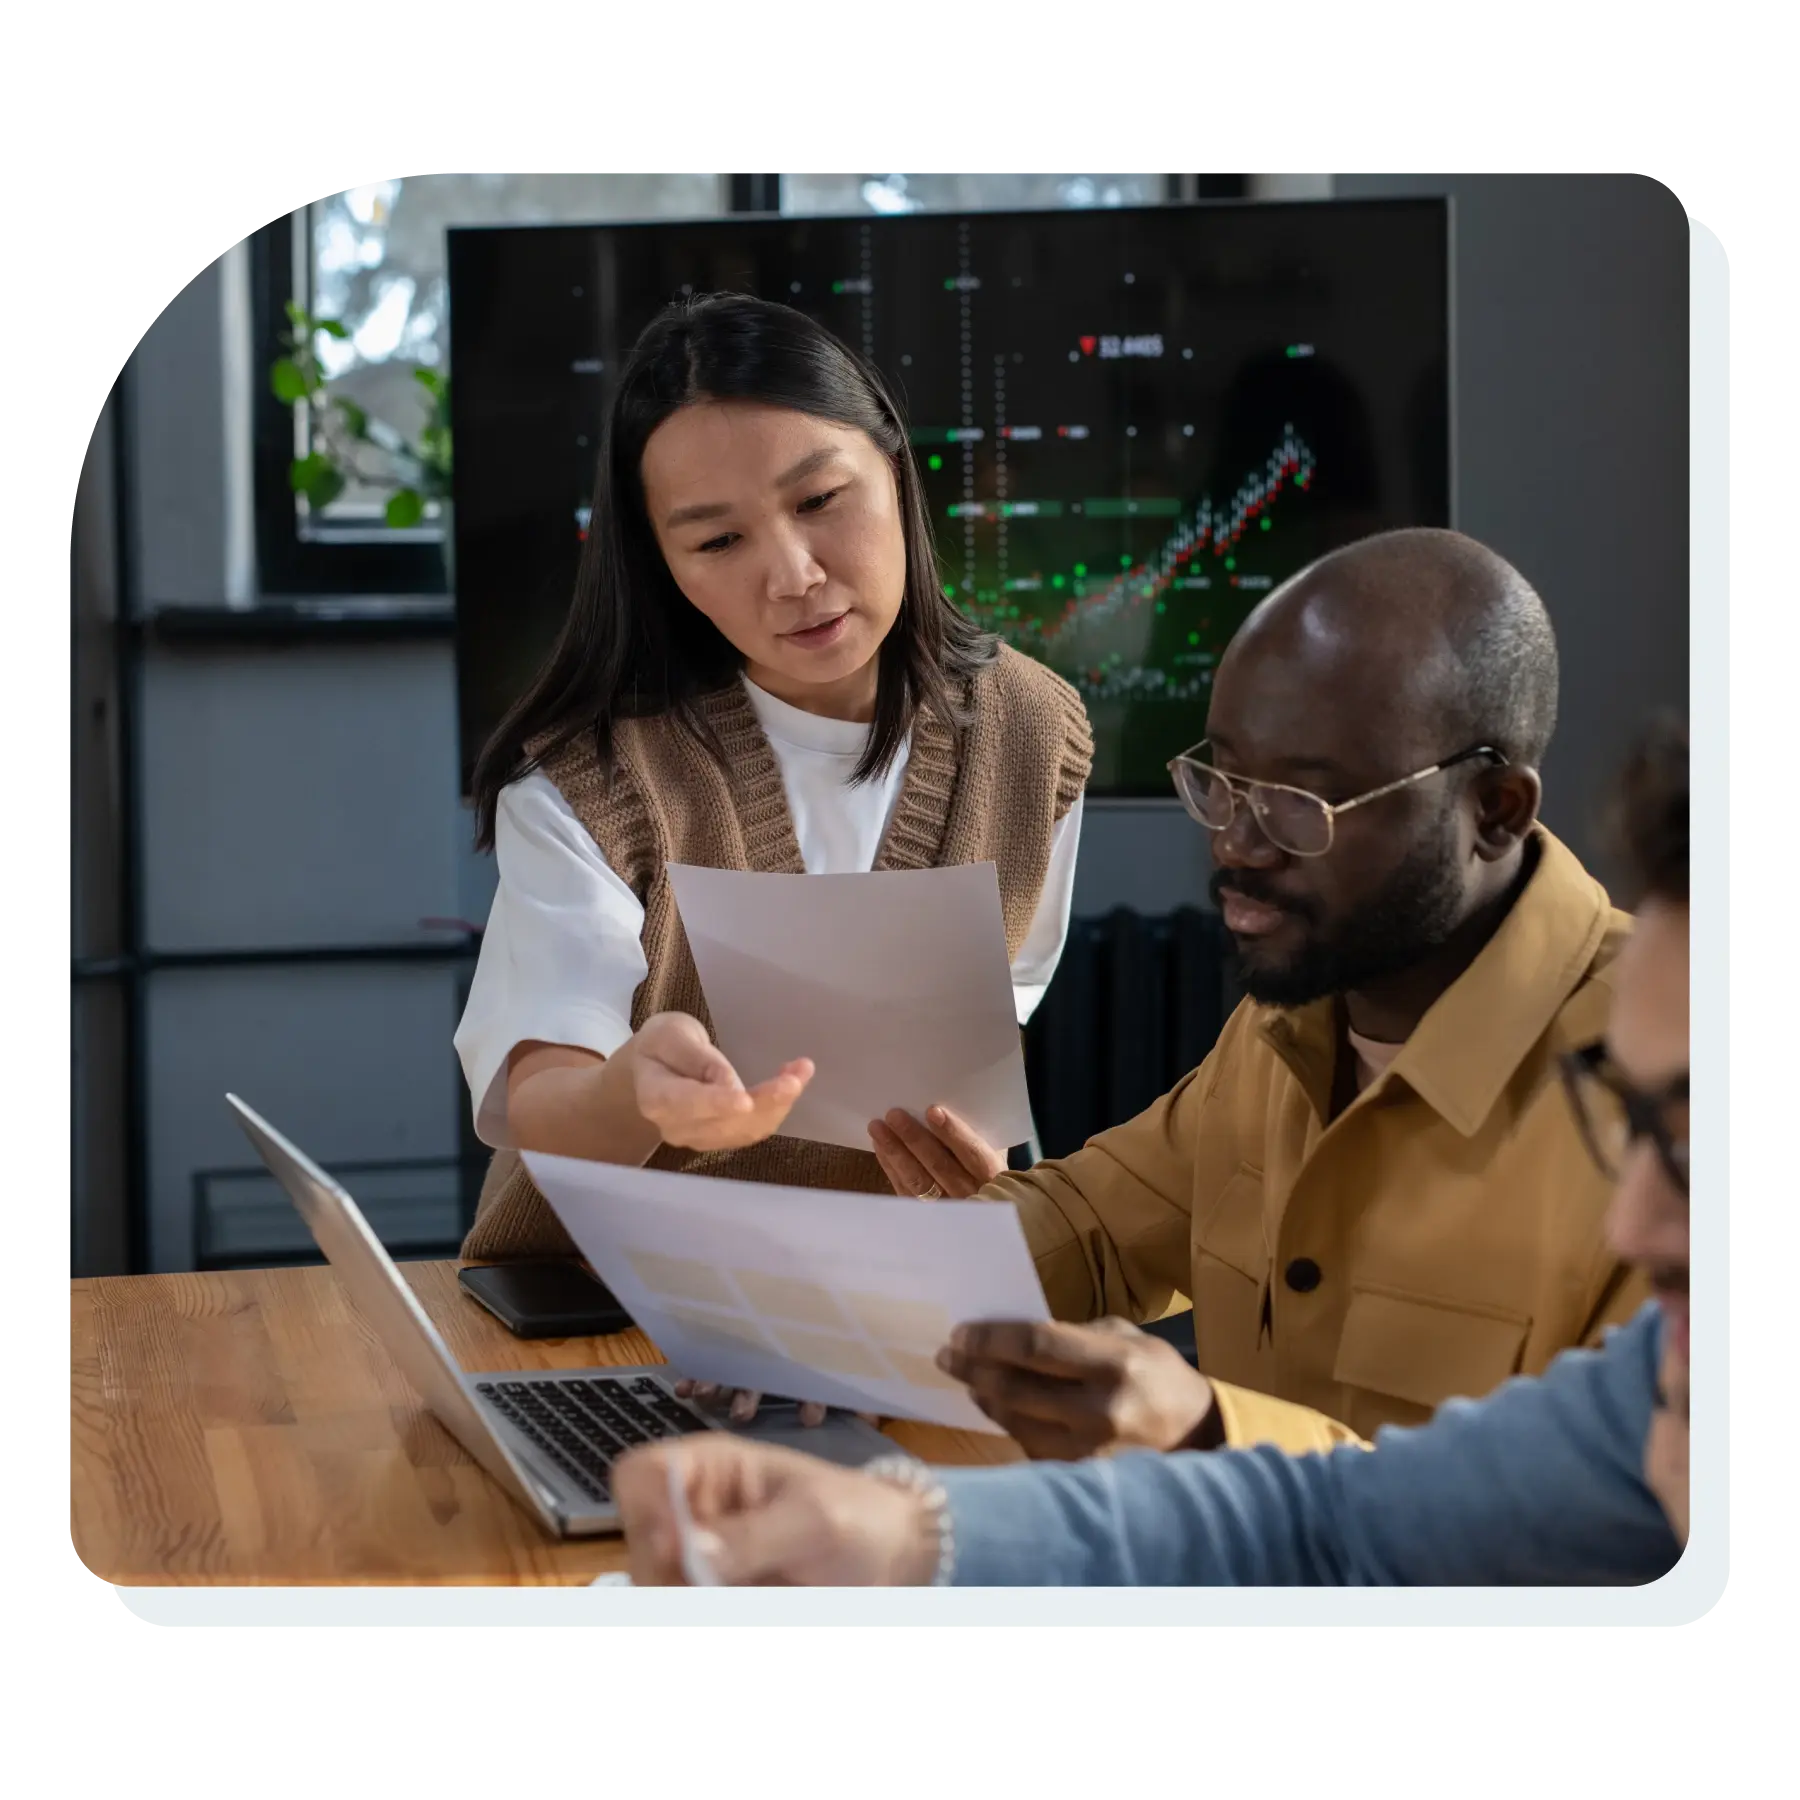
top-left (385, 487), bottom-right (426, 529)
top-left (271, 358), bottom-right (310, 404)
top-left (412, 365), bottom-right (446, 400)
top-left (333, 397), bottom-right (369, 440)
top-left (289, 452), bottom-right (344, 509)
top-left (308, 465), bottom-right (346, 510)
top-left (315, 317), bottom-right (350, 339)
top-left (284, 299), bottom-right (310, 328)
top-left (287, 452), bottom-right (325, 493)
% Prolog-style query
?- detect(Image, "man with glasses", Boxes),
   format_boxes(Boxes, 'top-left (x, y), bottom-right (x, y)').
top-left (872, 527), bottom-right (1646, 1455)
top-left (612, 719), bottom-right (1688, 1586)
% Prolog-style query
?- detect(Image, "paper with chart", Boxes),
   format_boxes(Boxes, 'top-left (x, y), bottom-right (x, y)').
top-left (522, 1151), bottom-right (1051, 1431)
top-left (666, 861), bottom-right (1034, 1155)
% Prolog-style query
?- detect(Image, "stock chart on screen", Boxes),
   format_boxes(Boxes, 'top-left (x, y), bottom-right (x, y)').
top-left (449, 199), bottom-right (1448, 793)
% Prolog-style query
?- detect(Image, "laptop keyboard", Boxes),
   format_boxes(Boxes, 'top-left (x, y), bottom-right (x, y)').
top-left (476, 1375), bottom-right (710, 1505)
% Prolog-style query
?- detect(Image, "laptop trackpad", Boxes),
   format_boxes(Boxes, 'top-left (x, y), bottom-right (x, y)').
top-left (729, 1412), bottom-right (889, 1469)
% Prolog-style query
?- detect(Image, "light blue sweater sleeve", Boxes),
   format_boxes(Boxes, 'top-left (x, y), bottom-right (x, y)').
top-left (935, 1302), bottom-right (1681, 1586)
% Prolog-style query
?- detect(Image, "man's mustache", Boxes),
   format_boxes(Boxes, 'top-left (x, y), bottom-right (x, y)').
top-left (1209, 869), bottom-right (1317, 923)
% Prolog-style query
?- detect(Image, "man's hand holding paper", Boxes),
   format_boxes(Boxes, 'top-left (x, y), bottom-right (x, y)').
top-left (869, 1103), bottom-right (1008, 1199)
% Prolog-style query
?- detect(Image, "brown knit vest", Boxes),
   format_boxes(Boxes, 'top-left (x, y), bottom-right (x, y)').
top-left (461, 644), bottom-right (1093, 1261)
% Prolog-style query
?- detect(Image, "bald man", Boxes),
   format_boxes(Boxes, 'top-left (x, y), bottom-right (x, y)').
top-left (871, 527), bottom-right (1648, 1456)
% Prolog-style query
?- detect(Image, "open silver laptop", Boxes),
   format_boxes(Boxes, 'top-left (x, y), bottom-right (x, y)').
top-left (226, 1094), bottom-right (890, 1538)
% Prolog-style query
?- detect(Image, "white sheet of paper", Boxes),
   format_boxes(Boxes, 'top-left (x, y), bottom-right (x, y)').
top-left (522, 1151), bottom-right (1051, 1432)
top-left (667, 861), bottom-right (1034, 1154)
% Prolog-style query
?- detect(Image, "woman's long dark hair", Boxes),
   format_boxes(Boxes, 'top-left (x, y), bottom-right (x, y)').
top-left (471, 293), bottom-right (996, 849)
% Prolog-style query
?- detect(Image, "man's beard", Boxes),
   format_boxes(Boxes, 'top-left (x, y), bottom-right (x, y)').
top-left (1212, 814), bottom-right (1469, 1009)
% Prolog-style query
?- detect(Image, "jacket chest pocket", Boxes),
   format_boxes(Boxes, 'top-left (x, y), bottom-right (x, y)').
top-left (1190, 1166), bottom-right (1271, 1386)
top-left (1193, 1164), bottom-right (1270, 1276)
top-left (1332, 1285), bottom-right (1531, 1413)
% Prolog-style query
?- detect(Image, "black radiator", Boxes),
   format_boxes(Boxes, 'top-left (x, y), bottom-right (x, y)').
top-left (1022, 906), bottom-right (1239, 1161)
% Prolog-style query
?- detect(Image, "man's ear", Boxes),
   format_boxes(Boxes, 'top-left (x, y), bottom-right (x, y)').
top-left (1471, 764), bottom-right (1542, 862)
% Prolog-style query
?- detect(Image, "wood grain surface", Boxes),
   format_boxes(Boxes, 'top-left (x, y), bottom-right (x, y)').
top-left (71, 1260), bottom-right (1022, 1586)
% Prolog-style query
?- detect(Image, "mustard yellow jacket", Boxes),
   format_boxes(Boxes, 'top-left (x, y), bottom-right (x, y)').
top-left (987, 830), bottom-right (1646, 1451)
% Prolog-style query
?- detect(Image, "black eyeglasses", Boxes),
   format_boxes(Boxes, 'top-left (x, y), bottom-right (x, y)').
top-left (1557, 1041), bottom-right (1689, 1196)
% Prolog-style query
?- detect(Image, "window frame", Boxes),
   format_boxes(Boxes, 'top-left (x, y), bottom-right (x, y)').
top-left (248, 213), bottom-right (449, 596)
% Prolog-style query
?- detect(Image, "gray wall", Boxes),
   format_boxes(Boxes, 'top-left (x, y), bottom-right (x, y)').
top-left (83, 176), bottom-right (1690, 1271)
top-left (1333, 173), bottom-right (1689, 858)
top-left (72, 397), bottom-right (130, 1276)
top-left (82, 258), bottom-right (493, 1271)
top-left (136, 639), bottom-right (474, 1269)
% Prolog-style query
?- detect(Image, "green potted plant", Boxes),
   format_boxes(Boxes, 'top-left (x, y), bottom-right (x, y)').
top-left (270, 301), bottom-right (454, 577)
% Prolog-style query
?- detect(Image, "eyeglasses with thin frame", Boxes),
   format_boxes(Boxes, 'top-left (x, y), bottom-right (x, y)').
top-left (1166, 740), bottom-right (1507, 857)
top-left (1557, 1040), bottom-right (1690, 1197)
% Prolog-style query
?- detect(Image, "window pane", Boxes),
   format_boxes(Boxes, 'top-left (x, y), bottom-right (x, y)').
top-left (298, 174), bottom-right (724, 532)
top-left (781, 174), bottom-right (1164, 216)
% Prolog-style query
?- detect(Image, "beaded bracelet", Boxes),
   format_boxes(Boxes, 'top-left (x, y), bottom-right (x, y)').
top-left (863, 1454), bottom-right (956, 1587)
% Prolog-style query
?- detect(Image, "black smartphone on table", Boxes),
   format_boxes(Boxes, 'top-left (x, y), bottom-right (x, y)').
top-left (457, 1259), bottom-right (635, 1339)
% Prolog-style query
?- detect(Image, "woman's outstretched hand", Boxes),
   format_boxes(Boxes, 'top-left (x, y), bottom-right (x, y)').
top-left (630, 1012), bottom-right (813, 1152)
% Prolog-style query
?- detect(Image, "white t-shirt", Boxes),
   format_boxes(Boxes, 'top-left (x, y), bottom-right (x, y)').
top-left (455, 675), bottom-right (1084, 1147)
top-left (1347, 1026), bottom-right (1405, 1092)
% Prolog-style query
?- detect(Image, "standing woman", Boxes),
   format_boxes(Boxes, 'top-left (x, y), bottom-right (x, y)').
top-left (456, 293), bottom-right (1092, 1263)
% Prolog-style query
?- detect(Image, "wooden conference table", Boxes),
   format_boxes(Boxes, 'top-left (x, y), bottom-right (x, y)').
top-left (70, 1259), bottom-right (1023, 1586)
